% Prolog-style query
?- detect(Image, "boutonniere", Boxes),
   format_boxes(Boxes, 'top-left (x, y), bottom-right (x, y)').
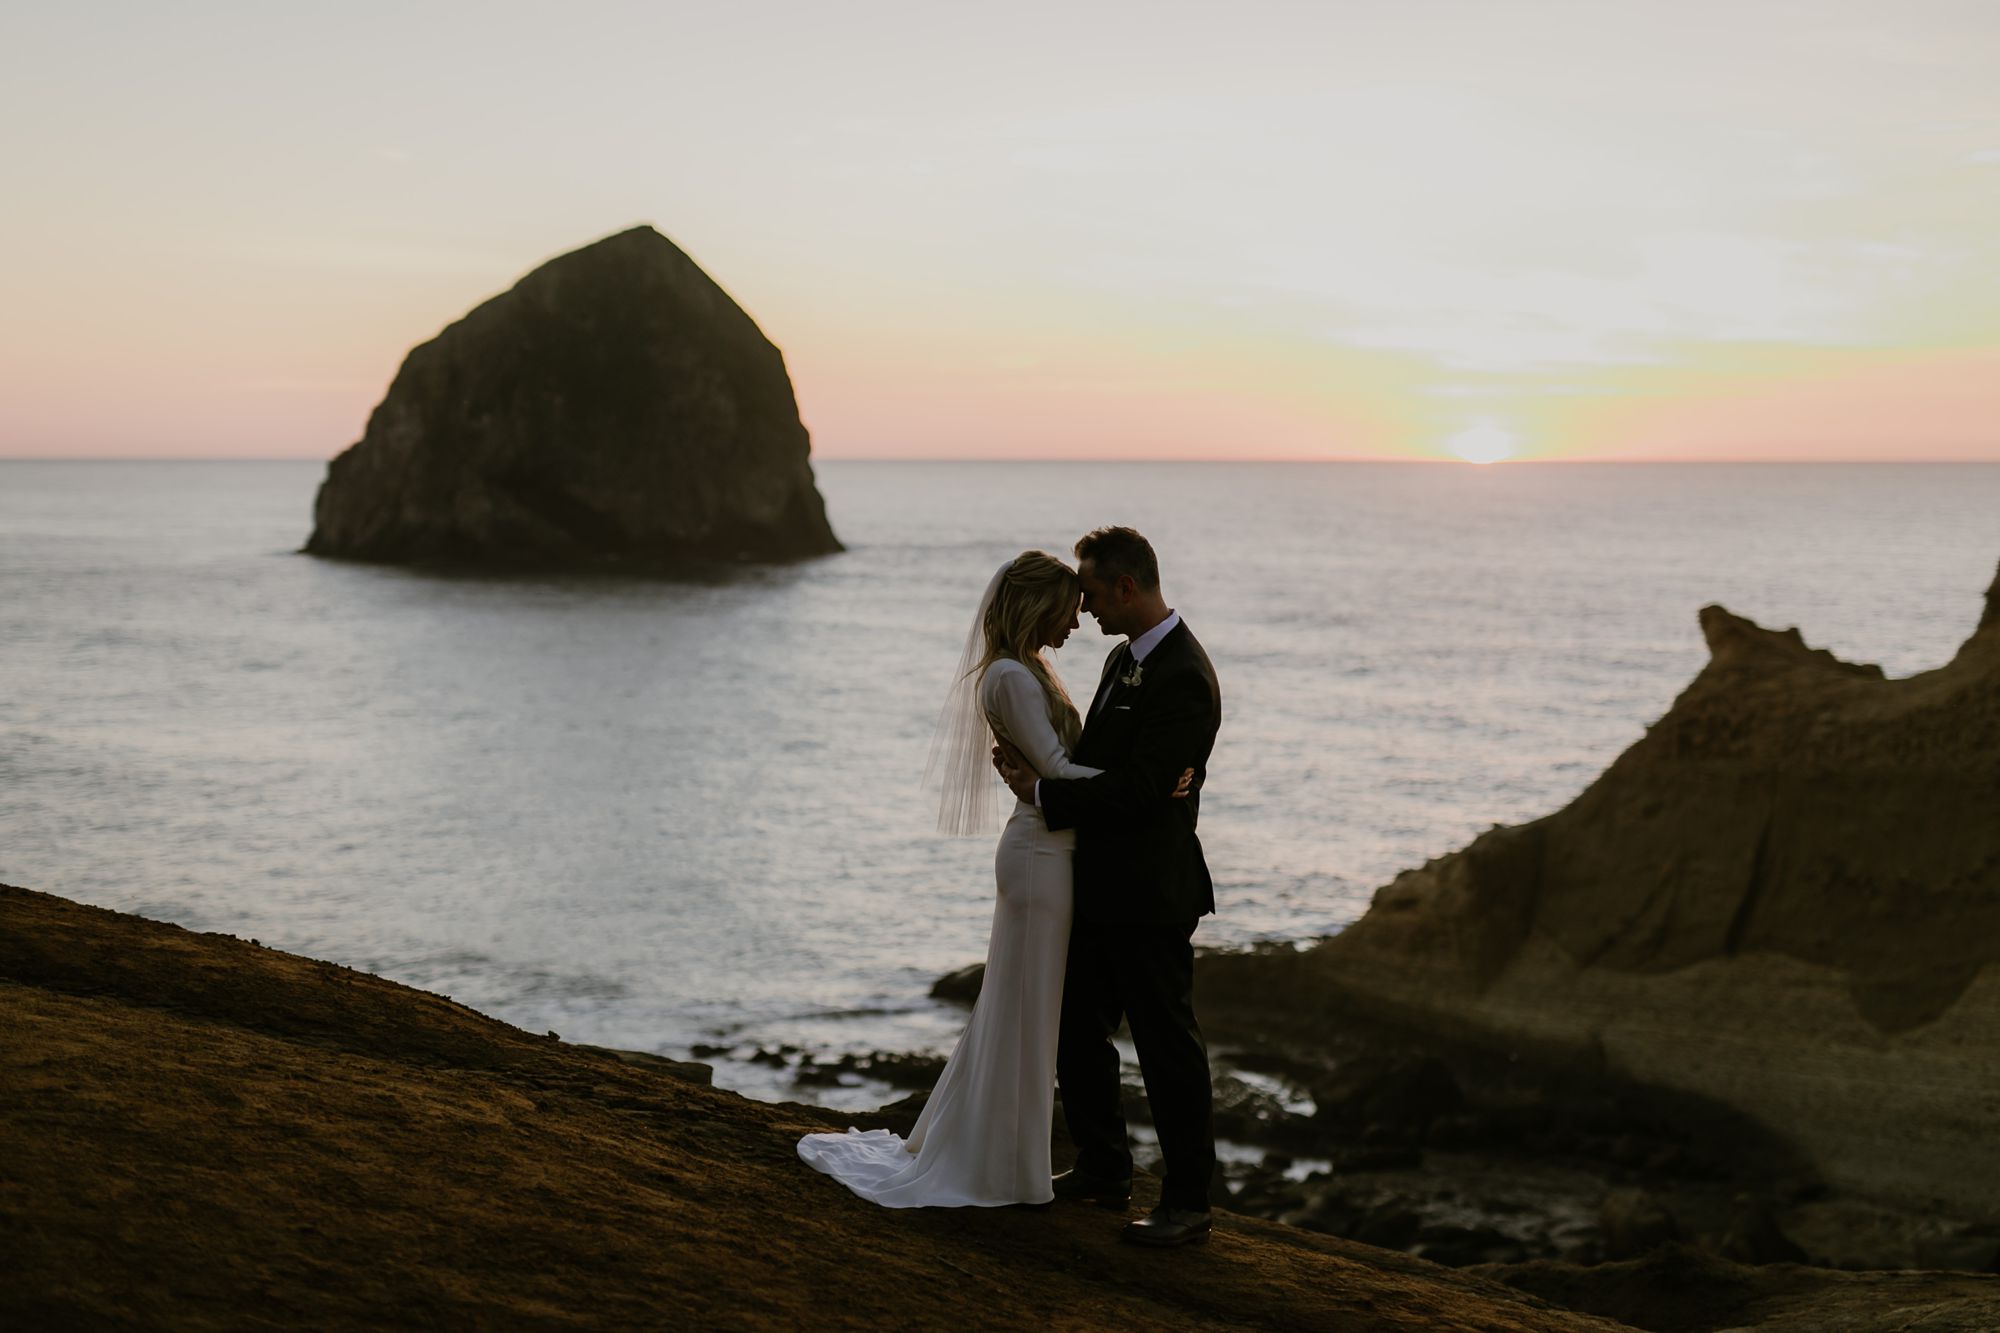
top-left (1119, 662), bottom-right (1144, 688)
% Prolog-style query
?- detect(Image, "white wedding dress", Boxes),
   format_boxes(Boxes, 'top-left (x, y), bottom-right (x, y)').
top-left (797, 658), bottom-right (1102, 1206)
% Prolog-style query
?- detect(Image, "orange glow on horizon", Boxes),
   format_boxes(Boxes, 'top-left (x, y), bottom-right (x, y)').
top-left (3, 7), bottom-right (1997, 464)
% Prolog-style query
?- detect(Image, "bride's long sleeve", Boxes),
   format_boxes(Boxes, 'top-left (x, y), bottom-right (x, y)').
top-left (985, 663), bottom-right (1102, 782)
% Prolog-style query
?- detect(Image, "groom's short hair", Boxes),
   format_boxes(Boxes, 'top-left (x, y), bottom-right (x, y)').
top-left (1075, 526), bottom-right (1159, 591)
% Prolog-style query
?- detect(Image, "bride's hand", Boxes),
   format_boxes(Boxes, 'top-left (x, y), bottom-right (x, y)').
top-left (1171, 767), bottom-right (1195, 799)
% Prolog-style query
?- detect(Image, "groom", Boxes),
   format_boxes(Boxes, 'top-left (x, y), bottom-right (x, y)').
top-left (995, 526), bottom-right (1222, 1247)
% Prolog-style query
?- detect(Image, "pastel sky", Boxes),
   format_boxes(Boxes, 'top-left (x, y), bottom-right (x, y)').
top-left (3, 1), bottom-right (1997, 462)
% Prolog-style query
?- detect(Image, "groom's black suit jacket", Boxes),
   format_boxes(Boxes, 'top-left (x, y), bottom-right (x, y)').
top-left (1041, 619), bottom-right (1221, 925)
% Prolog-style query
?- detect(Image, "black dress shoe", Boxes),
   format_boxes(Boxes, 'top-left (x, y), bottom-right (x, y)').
top-left (1121, 1207), bottom-right (1212, 1248)
top-left (1050, 1168), bottom-right (1133, 1209)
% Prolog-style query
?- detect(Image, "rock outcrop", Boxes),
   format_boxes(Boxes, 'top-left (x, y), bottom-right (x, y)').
top-left (14, 883), bottom-right (2000, 1330)
top-left (1207, 559), bottom-right (2000, 1223)
top-left (8, 883), bottom-right (1999, 1328)
top-left (304, 226), bottom-right (841, 570)
top-left (1, 883), bottom-right (1632, 1331)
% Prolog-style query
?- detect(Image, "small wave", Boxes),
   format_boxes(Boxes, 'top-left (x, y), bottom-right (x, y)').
top-left (781, 1003), bottom-right (926, 1022)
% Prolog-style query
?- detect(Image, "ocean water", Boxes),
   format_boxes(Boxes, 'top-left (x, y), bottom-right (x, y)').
top-left (3, 459), bottom-right (1995, 1104)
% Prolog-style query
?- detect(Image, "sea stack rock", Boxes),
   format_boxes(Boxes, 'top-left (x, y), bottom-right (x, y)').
top-left (1210, 558), bottom-right (2000, 1222)
top-left (305, 226), bottom-right (841, 569)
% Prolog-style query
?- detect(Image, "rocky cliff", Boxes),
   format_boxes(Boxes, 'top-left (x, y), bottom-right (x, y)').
top-left (304, 226), bottom-right (841, 570)
top-left (1208, 559), bottom-right (2000, 1224)
top-left (9, 883), bottom-right (1998, 1330)
top-left (0, 883), bottom-right (1617, 1331)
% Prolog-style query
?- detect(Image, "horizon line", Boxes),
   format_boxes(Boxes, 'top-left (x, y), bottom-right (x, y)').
top-left (5, 454), bottom-right (1999, 466)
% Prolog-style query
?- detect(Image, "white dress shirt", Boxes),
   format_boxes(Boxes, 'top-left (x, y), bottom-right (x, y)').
top-left (1126, 609), bottom-right (1181, 665)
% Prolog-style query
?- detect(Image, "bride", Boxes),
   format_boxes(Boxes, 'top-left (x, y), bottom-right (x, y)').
top-left (797, 551), bottom-right (1101, 1206)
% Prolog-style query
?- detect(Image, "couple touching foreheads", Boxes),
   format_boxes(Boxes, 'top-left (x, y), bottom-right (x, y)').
top-left (799, 526), bottom-right (1223, 1248)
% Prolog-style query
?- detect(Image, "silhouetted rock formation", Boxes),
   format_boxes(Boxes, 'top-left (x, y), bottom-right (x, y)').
top-left (304, 226), bottom-right (841, 570)
top-left (1210, 558), bottom-right (2000, 1223)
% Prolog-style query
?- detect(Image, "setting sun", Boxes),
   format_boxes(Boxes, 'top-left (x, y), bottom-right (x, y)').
top-left (1446, 422), bottom-right (1518, 464)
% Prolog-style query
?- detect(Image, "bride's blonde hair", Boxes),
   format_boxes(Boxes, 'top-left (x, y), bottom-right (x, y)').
top-left (975, 551), bottom-right (1083, 750)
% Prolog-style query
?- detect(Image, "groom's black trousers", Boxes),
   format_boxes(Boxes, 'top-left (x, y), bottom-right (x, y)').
top-left (1056, 915), bottom-right (1216, 1211)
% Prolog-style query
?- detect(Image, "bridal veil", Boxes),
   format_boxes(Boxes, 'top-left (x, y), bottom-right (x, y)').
top-left (924, 559), bottom-right (1010, 836)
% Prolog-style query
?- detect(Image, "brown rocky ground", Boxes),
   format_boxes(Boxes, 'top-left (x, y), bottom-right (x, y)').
top-left (0, 883), bottom-right (1608, 1331)
top-left (9, 885), bottom-right (1998, 1330)
top-left (923, 962), bottom-right (1831, 1272)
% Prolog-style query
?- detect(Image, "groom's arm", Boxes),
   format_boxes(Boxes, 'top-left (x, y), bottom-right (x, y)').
top-left (1037, 671), bottom-right (1215, 833)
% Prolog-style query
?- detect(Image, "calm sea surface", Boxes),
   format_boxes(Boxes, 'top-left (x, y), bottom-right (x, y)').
top-left (3, 460), bottom-right (1995, 1104)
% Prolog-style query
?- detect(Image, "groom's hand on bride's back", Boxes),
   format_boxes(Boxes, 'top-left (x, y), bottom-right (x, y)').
top-left (991, 740), bottom-right (1026, 784)
top-left (991, 742), bottom-right (1037, 802)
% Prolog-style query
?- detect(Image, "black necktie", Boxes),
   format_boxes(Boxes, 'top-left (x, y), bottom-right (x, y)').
top-left (1091, 643), bottom-right (1129, 717)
